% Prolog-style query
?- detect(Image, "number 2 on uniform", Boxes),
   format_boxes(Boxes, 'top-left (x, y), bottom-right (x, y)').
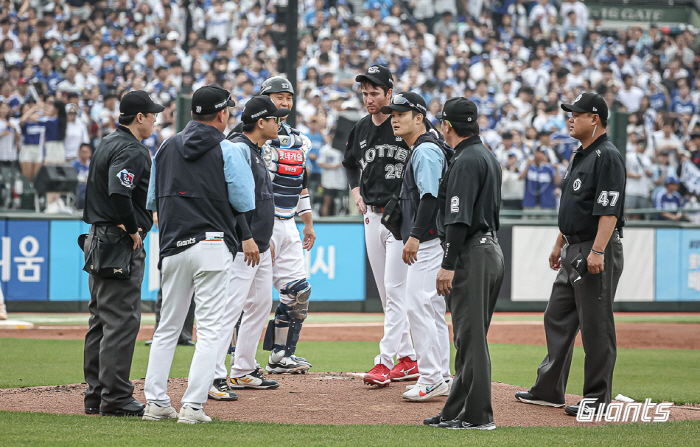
top-left (597, 191), bottom-right (619, 206)
top-left (385, 164), bottom-right (404, 179)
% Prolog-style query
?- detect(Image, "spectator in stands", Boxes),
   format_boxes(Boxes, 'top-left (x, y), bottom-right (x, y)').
top-left (72, 143), bottom-right (91, 210)
top-left (655, 177), bottom-right (686, 221)
top-left (304, 115), bottom-right (327, 201)
top-left (41, 99), bottom-right (67, 165)
top-left (501, 152), bottom-right (525, 211)
top-left (626, 137), bottom-right (653, 218)
top-left (520, 148), bottom-right (560, 215)
top-left (0, 0), bottom-right (698, 216)
top-left (652, 118), bottom-right (683, 167)
top-left (617, 74), bottom-right (645, 113)
top-left (0, 101), bottom-right (19, 167)
top-left (64, 104), bottom-right (90, 162)
top-left (18, 101), bottom-right (44, 182)
top-left (317, 140), bottom-right (347, 216)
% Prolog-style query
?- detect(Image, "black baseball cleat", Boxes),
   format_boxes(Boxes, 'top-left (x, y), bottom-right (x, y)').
top-left (437, 419), bottom-right (497, 430)
top-left (178, 340), bottom-right (196, 347)
top-left (423, 414), bottom-right (447, 427)
top-left (100, 399), bottom-right (146, 417)
top-left (144, 339), bottom-right (153, 346)
top-left (84, 407), bottom-right (99, 415)
top-left (515, 391), bottom-right (565, 408)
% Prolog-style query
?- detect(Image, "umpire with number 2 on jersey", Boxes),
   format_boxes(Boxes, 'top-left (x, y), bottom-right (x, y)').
top-left (515, 93), bottom-right (625, 418)
top-left (425, 98), bottom-right (504, 430)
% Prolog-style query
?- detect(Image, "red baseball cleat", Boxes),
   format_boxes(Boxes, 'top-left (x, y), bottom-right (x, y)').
top-left (363, 364), bottom-right (391, 386)
top-left (388, 356), bottom-right (419, 381)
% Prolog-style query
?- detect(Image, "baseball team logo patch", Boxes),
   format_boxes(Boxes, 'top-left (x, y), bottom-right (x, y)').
top-left (117, 169), bottom-right (135, 188)
top-left (574, 93), bottom-right (583, 103)
top-left (573, 178), bottom-right (582, 191)
top-left (365, 217), bottom-right (369, 224)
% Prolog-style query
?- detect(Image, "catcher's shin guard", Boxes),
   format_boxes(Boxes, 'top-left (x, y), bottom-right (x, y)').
top-left (263, 302), bottom-right (305, 358)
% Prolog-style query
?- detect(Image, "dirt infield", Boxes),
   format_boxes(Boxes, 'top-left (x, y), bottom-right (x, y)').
top-left (2, 317), bottom-right (699, 426)
top-left (1, 374), bottom-right (699, 426)
top-left (2, 320), bottom-right (699, 350)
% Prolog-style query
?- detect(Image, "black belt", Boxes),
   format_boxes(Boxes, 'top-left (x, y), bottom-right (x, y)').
top-left (562, 234), bottom-right (594, 245)
top-left (91, 223), bottom-right (147, 238)
top-left (563, 230), bottom-right (620, 245)
top-left (467, 230), bottom-right (497, 240)
top-left (370, 205), bottom-right (385, 213)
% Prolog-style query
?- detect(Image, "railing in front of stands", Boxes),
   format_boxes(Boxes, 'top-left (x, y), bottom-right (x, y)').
top-left (1, 208), bottom-right (699, 226)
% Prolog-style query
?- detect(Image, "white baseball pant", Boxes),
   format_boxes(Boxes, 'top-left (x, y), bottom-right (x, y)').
top-left (271, 217), bottom-right (307, 303)
top-left (364, 210), bottom-right (415, 368)
top-left (215, 249), bottom-right (273, 379)
top-left (144, 241), bottom-right (232, 410)
top-left (405, 238), bottom-right (451, 385)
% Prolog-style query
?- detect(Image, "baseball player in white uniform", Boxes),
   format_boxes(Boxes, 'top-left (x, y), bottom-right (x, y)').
top-left (342, 65), bottom-right (419, 386)
top-left (257, 77), bottom-right (317, 374)
top-left (210, 96), bottom-right (291, 399)
top-left (381, 92), bottom-right (453, 401)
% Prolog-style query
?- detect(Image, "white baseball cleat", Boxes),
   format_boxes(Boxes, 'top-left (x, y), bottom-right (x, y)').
top-left (177, 405), bottom-right (212, 424)
top-left (142, 402), bottom-right (178, 421)
top-left (406, 377), bottom-right (452, 396)
top-left (402, 381), bottom-right (449, 401)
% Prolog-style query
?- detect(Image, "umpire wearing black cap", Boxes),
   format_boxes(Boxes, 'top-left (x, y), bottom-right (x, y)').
top-left (82, 90), bottom-right (164, 417)
top-left (515, 93), bottom-right (625, 417)
top-left (424, 98), bottom-right (504, 430)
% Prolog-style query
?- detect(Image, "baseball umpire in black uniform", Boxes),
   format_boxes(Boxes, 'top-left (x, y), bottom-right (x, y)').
top-left (425, 98), bottom-right (505, 430)
top-left (82, 90), bottom-right (163, 417)
top-left (515, 93), bottom-right (625, 417)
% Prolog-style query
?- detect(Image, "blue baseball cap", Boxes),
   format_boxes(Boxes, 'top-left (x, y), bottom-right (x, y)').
top-left (664, 176), bottom-right (680, 185)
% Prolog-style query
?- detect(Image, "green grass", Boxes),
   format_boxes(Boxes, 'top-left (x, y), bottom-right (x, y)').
top-left (0, 411), bottom-right (699, 447)
top-left (1, 339), bottom-right (698, 404)
top-left (9, 312), bottom-right (700, 325)
top-left (1, 338), bottom-right (699, 446)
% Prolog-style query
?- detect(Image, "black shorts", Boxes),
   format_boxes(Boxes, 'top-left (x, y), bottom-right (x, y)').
top-left (323, 188), bottom-right (343, 199)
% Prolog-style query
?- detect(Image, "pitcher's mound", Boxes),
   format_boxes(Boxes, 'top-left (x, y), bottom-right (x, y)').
top-left (1, 373), bottom-right (698, 426)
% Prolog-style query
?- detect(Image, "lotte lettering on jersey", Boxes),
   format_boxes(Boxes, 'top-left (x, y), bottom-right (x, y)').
top-left (343, 114), bottom-right (410, 207)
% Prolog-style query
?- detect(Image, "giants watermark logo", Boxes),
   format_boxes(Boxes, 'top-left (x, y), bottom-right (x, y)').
top-left (576, 398), bottom-right (672, 423)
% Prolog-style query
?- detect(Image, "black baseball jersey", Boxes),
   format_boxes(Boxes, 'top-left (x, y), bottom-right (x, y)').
top-left (343, 114), bottom-right (411, 207)
top-left (558, 134), bottom-right (626, 237)
top-left (83, 125), bottom-right (153, 232)
top-left (437, 136), bottom-right (501, 240)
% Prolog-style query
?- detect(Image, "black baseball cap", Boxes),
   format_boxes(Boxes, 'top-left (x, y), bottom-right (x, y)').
top-left (356, 64), bottom-right (394, 89)
top-left (380, 91), bottom-right (427, 115)
top-left (241, 96), bottom-right (290, 123)
top-left (191, 84), bottom-right (236, 115)
top-left (119, 90), bottom-right (165, 116)
top-left (436, 97), bottom-right (478, 123)
top-left (561, 92), bottom-right (609, 122)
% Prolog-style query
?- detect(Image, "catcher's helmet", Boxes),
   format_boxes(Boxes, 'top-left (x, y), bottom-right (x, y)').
top-left (260, 76), bottom-right (295, 96)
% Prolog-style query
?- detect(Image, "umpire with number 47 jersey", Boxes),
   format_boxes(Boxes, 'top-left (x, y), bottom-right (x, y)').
top-left (515, 92), bottom-right (626, 418)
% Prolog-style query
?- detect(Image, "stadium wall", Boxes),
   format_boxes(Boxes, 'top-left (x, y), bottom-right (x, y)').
top-left (2, 214), bottom-right (700, 312)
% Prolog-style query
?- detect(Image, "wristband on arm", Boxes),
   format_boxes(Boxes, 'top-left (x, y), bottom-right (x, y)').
top-left (298, 194), bottom-right (311, 216)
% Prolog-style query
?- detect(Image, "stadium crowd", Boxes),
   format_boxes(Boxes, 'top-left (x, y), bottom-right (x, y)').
top-left (1, 0), bottom-right (700, 219)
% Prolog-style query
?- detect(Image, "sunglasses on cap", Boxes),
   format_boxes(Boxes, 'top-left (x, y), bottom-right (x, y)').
top-left (391, 94), bottom-right (418, 109)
